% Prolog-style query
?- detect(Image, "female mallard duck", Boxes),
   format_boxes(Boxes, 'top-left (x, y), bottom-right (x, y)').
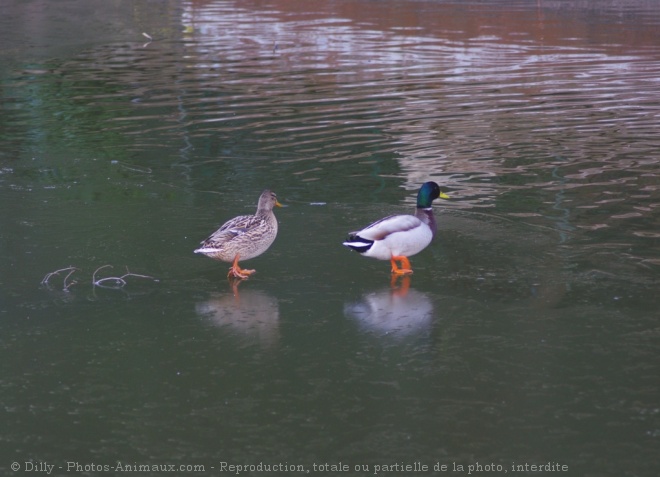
top-left (343, 182), bottom-right (449, 275)
top-left (195, 190), bottom-right (282, 279)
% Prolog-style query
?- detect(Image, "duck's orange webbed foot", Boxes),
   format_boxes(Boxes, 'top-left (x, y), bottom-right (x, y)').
top-left (227, 255), bottom-right (256, 279)
top-left (390, 255), bottom-right (413, 275)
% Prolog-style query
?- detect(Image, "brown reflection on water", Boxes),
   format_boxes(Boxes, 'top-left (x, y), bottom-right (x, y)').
top-left (227, 0), bottom-right (660, 53)
top-left (196, 288), bottom-right (281, 349)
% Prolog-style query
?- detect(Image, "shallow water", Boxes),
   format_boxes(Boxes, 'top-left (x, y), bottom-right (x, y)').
top-left (1, 1), bottom-right (658, 476)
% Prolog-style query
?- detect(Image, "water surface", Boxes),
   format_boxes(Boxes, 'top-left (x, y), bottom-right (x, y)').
top-left (1, 1), bottom-right (658, 476)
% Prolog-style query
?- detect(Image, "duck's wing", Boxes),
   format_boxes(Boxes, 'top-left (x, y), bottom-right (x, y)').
top-left (348, 214), bottom-right (422, 241)
top-left (199, 214), bottom-right (265, 246)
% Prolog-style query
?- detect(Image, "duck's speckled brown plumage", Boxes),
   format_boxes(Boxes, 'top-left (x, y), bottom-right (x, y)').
top-left (195, 190), bottom-right (281, 278)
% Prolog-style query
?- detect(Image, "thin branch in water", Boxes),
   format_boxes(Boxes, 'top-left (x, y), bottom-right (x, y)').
top-left (92, 265), bottom-right (159, 289)
top-left (141, 32), bottom-right (153, 48)
top-left (92, 264), bottom-right (113, 285)
top-left (41, 266), bottom-right (79, 292)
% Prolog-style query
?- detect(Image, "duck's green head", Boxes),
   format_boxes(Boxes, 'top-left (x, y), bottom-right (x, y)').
top-left (417, 181), bottom-right (450, 208)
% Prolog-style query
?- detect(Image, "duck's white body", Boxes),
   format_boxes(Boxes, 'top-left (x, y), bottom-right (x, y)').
top-left (344, 213), bottom-right (433, 260)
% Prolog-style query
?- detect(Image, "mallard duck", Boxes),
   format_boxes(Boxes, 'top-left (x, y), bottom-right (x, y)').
top-left (343, 182), bottom-right (449, 275)
top-left (195, 189), bottom-right (282, 279)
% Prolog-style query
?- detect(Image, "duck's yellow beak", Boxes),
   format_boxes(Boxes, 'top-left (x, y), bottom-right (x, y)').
top-left (439, 192), bottom-right (450, 199)
top-left (275, 200), bottom-right (283, 207)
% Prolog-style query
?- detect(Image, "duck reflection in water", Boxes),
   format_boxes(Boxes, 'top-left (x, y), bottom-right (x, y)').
top-left (195, 281), bottom-right (280, 348)
top-left (344, 276), bottom-right (434, 338)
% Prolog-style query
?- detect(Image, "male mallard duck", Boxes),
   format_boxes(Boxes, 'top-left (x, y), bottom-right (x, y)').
top-left (343, 182), bottom-right (449, 275)
top-left (195, 189), bottom-right (282, 279)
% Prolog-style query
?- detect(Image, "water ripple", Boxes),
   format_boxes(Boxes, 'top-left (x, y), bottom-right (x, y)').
top-left (1, 0), bottom-right (659, 266)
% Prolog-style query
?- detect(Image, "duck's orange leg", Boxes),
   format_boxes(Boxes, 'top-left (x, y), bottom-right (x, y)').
top-left (227, 254), bottom-right (256, 279)
top-left (390, 255), bottom-right (413, 275)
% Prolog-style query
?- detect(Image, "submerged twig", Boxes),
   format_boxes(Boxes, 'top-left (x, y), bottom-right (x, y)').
top-left (42, 265), bottom-right (158, 292)
top-left (41, 266), bottom-right (79, 292)
top-left (141, 32), bottom-right (153, 48)
top-left (92, 265), bottom-right (159, 289)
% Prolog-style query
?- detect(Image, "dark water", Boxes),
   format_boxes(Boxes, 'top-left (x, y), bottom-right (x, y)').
top-left (1, 1), bottom-right (658, 476)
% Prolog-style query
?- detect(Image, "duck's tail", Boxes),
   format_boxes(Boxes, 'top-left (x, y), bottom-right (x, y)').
top-left (342, 233), bottom-right (373, 254)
